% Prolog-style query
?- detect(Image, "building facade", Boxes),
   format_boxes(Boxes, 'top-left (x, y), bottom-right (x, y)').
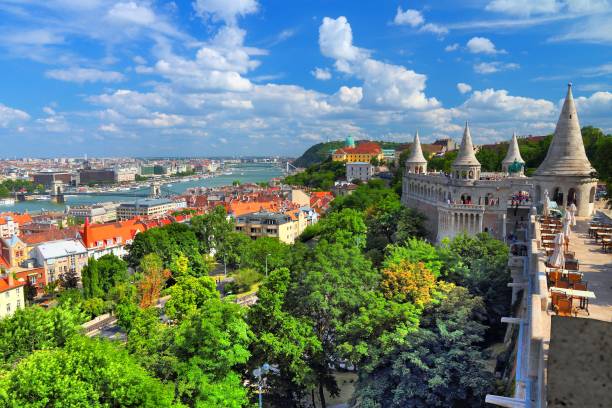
top-left (32, 239), bottom-right (88, 285)
top-left (116, 198), bottom-right (182, 220)
top-left (0, 275), bottom-right (25, 318)
top-left (68, 202), bottom-right (119, 223)
top-left (402, 85), bottom-right (597, 243)
top-left (346, 162), bottom-right (374, 182)
top-left (234, 211), bottom-right (302, 244)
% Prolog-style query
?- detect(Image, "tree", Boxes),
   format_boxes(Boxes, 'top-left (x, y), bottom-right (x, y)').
top-left (164, 275), bottom-right (219, 321)
top-left (285, 239), bottom-right (379, 406)
top-left (353, 285), bottom-right (494, 408)
top-left (82, 255), bottom-right (129, 300)
top-left (0, 336), bottom-right (175, 408)
top-left (239, 236), bottom-right (291, 274)
top-left (384, 240), bottom-right (443, 277)
top-left (247, 268), bottom-right (322, 406)
top-left (172, 298), bottom-right (252, 407)
top-left (438, 233), bottom-right (510, 338)
top-left (300, 208), bottom-right (367, 248)
top-left (82, 257), bottom-right (103, 299)
top-left (59, 268), bottom-right (79, 289)
top-left (225, 268), bottom-right (262, 294)
top-left (137, 253), bottom-right (170, 308)
top-left (190, 205), bottom-right (235, 256)
top-left (0, 305), bottom-right (85, 369)
top-left (380, 260), bottom-right (436, 307)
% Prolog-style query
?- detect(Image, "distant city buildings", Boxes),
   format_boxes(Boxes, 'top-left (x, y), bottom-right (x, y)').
top-left (116, 198), bottom-right (186, 220)
top-left (68, 202), bottom-right (120, 223)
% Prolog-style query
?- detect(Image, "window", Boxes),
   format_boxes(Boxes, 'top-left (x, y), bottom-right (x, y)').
top-left (16, 300), bottom-right (20, 308)
top-left (4, 292), bottom-right (8, 298)
top-left (6, 304), bottom-right (10, 314)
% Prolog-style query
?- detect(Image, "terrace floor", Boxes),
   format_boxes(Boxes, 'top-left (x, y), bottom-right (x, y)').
top-left (566, 219), bottom-right (612, 322)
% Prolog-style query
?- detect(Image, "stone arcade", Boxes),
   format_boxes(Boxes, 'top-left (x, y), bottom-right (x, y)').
top-left (401, 84), bottom-right (598, 242)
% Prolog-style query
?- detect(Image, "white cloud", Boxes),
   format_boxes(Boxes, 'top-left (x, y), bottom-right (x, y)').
top-left (319, 16), bottom-right (439, 110)
top-left (393, 7), bottom-right (424, 27)
top-left (486, 0), bottom-right (610, 16)
top-left (466, 36), bottom-right (505, 54)
top-left (45, 67), bottom-right (125, 83)
top-left (99, 123), bottom-right (119, 132)
top-left (136, 112), bottom-right (184, 127)
top-left (445, 43), bottom-right (459, 52)
top-left (549, 14), bottom-right (612, 43)
top-left (474, 61), bottom-right (520, 74)
top-left (459, 88), bottom-right (556, 121)
top-left (312, 67), bottom-right (332, 80)
top-left (457, 83), bottom-right (472, 94)
top-left (574, 91), bottom-right (612, 117)
top-left (0, 103), bottom-right (30, 127)
top-left (319, 16), bottom-right (367, 61)
top-left (106, 2), bottom-right (156, 25)
top-left (193, 0), bottom-right (259, 24)
top-left (419, 23), bottom-right (449, 35)
top-left (334, 86), bottom-right (363, 105)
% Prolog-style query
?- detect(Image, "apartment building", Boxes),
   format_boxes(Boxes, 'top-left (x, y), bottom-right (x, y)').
top-left (116, 198), bottom-right (183, 220)
top-left (32, 239), bottom-right (88, 285)
top-left (0, 274), bottom-right (25, 318)
top-left (234, 211), bottom-right (300, 244)
top-left (346, 162), bottom-right (374, 182)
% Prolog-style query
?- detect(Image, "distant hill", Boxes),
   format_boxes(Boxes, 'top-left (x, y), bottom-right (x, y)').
top-left (293, 140), bottom-right (405, 168)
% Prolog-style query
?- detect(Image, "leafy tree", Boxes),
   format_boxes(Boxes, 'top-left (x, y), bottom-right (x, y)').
top-left (0, 305), bottom-right (85, 369)
top-left (284, 157), bottom-right (346, 189)
top-left (285, 239), bottom-right (379, 406)
top-left (164, 275), bottom-right (219, 321)
top-left (0, 336), bottom-right (175, 408)
top-left (353, 285), bottom-right (494, 408)
top-left (172, 298), bottom-right (253, 407)
top-left (384, 240), bottom-right (443, 277)
top-left (169, 252), bottom-right (191, 278)
top-left (190, 205), bottom-right (235, 256)
top-left (81, 297), bottom-right (110, 318)
top-left (59, 268), bottom-right (79, 289)
top-left (438, 233), bottom-right (510, 338)
top-left (137, 253), bottom-right (170, 308)
top-left (247, 268), bottom-right (322, 406)
top-left (239, 236), bottom-right (291, 274)
top-left (300, 208), bottom-right (367, 248)
top-left (82, 254), bottom-right (129, 299)
top-left (380, 260), bottom-right (436, 307)
top-left (225, 268), bottom-right (262, 294)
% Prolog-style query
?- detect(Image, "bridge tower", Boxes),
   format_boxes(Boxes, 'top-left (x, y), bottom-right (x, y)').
top-left (50, 180), bottom-right (65, 204)
top-left (149, 182), bottom-right (161, 198)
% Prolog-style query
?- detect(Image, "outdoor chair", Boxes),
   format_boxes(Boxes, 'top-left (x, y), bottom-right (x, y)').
top-left (553, 296), bottom-right (576, 317)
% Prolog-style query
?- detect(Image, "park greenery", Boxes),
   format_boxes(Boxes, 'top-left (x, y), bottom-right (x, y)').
top-left (0, 177), bottom-right (512, 407)
top-left (284, 158), bottom-right (346, 190)
top-left (0, 179), bottom-right (45, 198)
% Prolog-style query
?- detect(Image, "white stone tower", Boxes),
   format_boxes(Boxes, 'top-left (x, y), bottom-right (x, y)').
top-left (452, 122), bottom-right (481, 180)
top-left (405, 131), bottom-right (428, 174)
top-left (502, 132), bottom-right (525, 176)
top-left (533, 84), bottom-right (597, 216)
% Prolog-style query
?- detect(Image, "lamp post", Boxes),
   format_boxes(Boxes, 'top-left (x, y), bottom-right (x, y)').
top-left (253, 363), bottom-right (270, 408)
top-left (265, 253), bottom-right (271, 277)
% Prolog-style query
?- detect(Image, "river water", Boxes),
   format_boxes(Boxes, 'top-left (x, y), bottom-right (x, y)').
top-left (1, 163), bottom-right (283, 214)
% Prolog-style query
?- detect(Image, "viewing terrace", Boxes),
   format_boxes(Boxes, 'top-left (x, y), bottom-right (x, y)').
top-left (486, 204), bottom-right (612, 408)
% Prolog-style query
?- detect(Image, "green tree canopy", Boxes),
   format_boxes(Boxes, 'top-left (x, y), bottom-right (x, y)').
top-left (164, 275), bottom-right (219, 321)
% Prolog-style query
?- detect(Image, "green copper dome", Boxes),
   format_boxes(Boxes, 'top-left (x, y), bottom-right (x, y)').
top-left (345, 135), bottom-right (355, 148)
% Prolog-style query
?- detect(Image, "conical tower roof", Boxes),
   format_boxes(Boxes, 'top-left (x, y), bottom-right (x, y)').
top-left (453, 122), bottom-right (480, 167)
top-left (406, 131), bottom-right (427, 164)
top-left (535, 84), bottom-right (594, 177)
top-left (502, 132), bottom-right (525, 165)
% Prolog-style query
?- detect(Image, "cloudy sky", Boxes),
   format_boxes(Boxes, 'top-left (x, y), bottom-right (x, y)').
top-left (0, 0), bottom-right (611, 157)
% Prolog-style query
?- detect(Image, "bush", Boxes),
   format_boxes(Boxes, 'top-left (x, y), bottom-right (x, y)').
top-left (225, 268), bottom-right (262, 294)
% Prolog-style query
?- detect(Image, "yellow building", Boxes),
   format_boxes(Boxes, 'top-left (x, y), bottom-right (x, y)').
top-left (0, 236), bottom-right (28, 270)
top-left (234, 210), bottom-right (306, 244)
top-left (332, 141), bottom-right (384, 163)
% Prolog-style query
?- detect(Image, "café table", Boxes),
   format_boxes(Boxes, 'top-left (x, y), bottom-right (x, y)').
top-left (550, 287), bottom-right (595, 315)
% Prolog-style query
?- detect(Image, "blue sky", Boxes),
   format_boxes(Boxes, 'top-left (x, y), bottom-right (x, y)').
top-left (0, 0), bottom-right (611, 157)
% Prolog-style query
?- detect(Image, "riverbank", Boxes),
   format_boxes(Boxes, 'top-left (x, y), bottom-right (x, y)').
top-left (0, 163), bottom-right (283, 214)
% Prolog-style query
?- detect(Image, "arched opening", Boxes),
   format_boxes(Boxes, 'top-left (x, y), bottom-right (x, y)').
top-left (535, 185), bottom-right (541, 203)
top-left (589, 186), bottom-right (595, 203)
top-left (553, 187), bottom-right (563, 206)
top-left (461, 170), bottom-right (467, 179)
top-left (567, 188), bottom-right (577, 206)
top-left (468, 170), bottom-right (474, 179)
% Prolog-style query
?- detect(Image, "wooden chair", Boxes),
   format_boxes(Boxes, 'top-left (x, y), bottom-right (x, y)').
top-left (554, 296), bottom-right (576, 317)
top-left (568, 273), bottom-right (582, 286)
top-left (548, 270), bottom-right (561, 286)
top-left (556, 280), bottom-right (570, 289)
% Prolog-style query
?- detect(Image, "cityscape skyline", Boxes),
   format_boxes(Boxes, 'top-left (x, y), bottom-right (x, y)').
top-left (0, 0), bottom-right (611, 156)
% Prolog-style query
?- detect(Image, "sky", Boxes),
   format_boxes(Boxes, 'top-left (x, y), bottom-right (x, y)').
top-left (0, 0), bottom-right (611, 157)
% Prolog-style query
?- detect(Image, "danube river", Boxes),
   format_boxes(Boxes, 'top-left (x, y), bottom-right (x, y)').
top-left (1, 163), bottom-right (283, 214)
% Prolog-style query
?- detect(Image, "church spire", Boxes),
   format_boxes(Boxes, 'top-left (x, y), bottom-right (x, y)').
top-left (406, 131), bottom-right (427, 163)
top-left (503, 132), bottom-right (525, 166)
top-left (453, 121), bottom-right (480, 166)
top-left (535, 83), bottom-right (594, 177)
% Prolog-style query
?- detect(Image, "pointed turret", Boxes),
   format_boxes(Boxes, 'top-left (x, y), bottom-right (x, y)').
top-left (453, 122), bottom-right (480, 167)
top-left (405, 131), bottom-right (428, 173)
top-left (535, 83), bottom-right (594, 176)
top-left (502, 132), bottom-right (525, 175)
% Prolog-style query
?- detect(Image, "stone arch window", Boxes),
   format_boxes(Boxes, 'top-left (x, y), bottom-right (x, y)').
top-left (589, 186), bottom-right (595, 203)
top-left (553, 187), bottom-right (564, 206)
top-left (461, 170), bottom-right (467, 179)
top-left (567, 188), bottom-right (577, 206)
top-left (468, 170), bottom-right (474, 179)
top-left (535, 185), bottom-right (542, 203)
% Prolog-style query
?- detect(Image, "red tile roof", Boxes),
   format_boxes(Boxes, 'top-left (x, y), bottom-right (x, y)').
top-left (20, 227), bottom-right (81, 246)
top-left (0, 276), bottom-right (26, 293)
top-left (81, 218), bottom-right (147, 249)
top-left (335, 141), bottom-right (382, 155)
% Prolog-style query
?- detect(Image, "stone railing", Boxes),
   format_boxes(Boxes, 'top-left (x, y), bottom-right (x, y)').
top-left (486, 213), bottom-right (550, 408)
